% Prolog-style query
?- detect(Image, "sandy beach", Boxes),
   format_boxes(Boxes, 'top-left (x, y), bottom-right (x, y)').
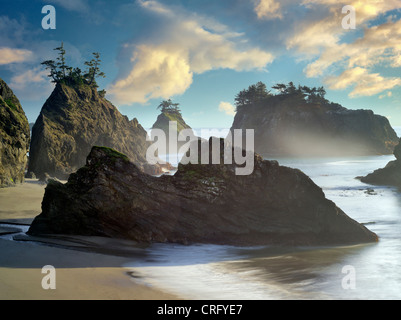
top-left (0, 180), bottom-right (181, 300)
top-left (0, 179), bottom-right (45, 222)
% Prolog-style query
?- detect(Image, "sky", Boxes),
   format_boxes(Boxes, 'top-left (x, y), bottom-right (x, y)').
top-left (1, 0), bottom-right (401, 129)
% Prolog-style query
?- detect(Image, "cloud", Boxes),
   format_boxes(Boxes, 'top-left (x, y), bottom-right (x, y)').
top-left (10, 67), bottom-right (48, 88)
top-left (0, 47), bottom-right (33, 65)
top-left (254, 0), bottom-right (282, 20)
top-left (108, 0), bottom-right (274, 105)
top-left (109, 45), bottom-right (193, 105)
top-left (9, 66), bottom-right (54, 101)
top-left (218, 101), bottom-right (236, 116)
top-left (287, 17), bottom-right (341, 56)
top-left (305, 18), bottom-right (401, 77)
top-left (325, 67), bottom-right (401, 98)
top-left (288, 0), bottom-right (401, 55)
top-left (0, 16), bottom-right (31, 49)
top-left (287, 0), bottom-right (401, 56)
top-left (286, 0), bottom-right (401, 97)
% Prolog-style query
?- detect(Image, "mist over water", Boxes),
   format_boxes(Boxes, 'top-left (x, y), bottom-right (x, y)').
top-left (146, 127), bottom-right (230, 167)
top-left (126, 128), bottom-right (401, 300)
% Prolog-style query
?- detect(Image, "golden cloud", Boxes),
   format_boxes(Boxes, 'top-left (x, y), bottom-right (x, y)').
top-left (109, 45), bottom-right (193, 105)
top-left (218, 101), bottom-right (236, 116)
top-left (290, 0), bottom-right (401, 97)
top-left (254, 0), bottom-right (282, 20)
top-left (325, 67), bottom-right (401, 97)
top-left (108, 0), bottom-right (274, 106)
top-left (0, 47), bottom-right (32, 65)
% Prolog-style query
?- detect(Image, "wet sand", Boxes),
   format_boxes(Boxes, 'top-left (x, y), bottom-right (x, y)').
top-left (0, 180), bottom-right (181, 300)
top-left (0, 239), bottom-right (180, 300)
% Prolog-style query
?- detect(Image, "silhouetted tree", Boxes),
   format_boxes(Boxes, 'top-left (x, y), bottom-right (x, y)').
top-left (317, 86), bottom-right (326, 99)
top-left (84, 52), bottom-right (106, 86)
top-left (235, 81), bottom-right (330, 110)
top-left (235, 81), bottom-right (271, 109)
top-left (271, 83), bottom-right (287, 94)
top-left (41, 43), bottom-right (106, 88)
top-left (157, 99), bottom-right (181, 113)
top-left (41, 59), bottom-right (59, 83)
top-left (54, 42), bottom-right (67, 79)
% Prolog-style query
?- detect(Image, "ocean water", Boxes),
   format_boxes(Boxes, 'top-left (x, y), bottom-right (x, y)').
top-left (125, 129), bottom-right (401, 300)
top-left (2, 129), bottom-right (399, 299)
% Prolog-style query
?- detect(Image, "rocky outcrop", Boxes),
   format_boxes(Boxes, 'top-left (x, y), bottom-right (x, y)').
top-left (232, 99), bottom-right (398, 156)
top-left (28, 141), bottom-right (378, 246)
top-left (359, 138), bottom-right (401, 188)
top-left (28, 82), bottom-right (163, 179)
top-left (0, 77), bottom-right (30, 187)
top-left (151, 110), bottom-right (195, 154)
top-left (152, 110), bottom-right (192, 135)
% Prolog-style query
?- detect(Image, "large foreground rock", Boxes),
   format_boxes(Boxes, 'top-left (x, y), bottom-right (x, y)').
top-left (0, 77), bottom-right (30, 187)
top-left (28, 82), bottom-right (163, 180)
top-left (28, 142), bottom-right (378, 246)
top-left (359, 138), bottom-right (401, 188)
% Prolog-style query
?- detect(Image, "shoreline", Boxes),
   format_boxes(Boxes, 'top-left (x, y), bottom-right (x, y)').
top-left (0, 238), bottom-right (182, 300)
top-left (0, 180), bottom-right (182, 300)
top-left (1, 151), bottom-right (400, 300)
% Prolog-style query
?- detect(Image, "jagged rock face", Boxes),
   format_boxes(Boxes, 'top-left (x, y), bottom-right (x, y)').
top-left (0, 77), bottom-right (30, 187)
top-left (28, 142), bottom-right (378, 246)
top-left (360, 138), bottom-right (401, 188)
top-left (232, 101), bottom-right (398, 156)
top-left (152, 111), bottom-right (192, 134)
top-left (28, 83), bottom-right (159, 179)
top-left (151, 111), bottom-right (194, 154)
top-left (394, 139), bottom-right (401, 161)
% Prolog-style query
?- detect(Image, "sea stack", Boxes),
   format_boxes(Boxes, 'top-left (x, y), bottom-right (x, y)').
top-left (28, 139), bottom-right (378, 246)
top-left (0, 77), bottom-right (30, 187)
top-left (231, 82), bottom-right (398, 157)
top-left (150, 100), bottom-right (195, 156)
top-left (359, 138), bottom-right (401, 188)
top-left (28, 82), bottom-right (161, 180)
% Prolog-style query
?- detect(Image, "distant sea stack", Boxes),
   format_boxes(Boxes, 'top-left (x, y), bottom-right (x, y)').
top-left (0, 77), bottom-right (30, 187)
top-left (359, 138), bottom-right (401, 188)
top-left (28, 82), bottom-right (161, 180)
top-left (150, 100), bottom-right (195, 154)
top-left (231, 82), bottom-right (398, 157)
top-left (28, 141), bottom-right (378, 246)
top-left (152, 111), bottom-right (193, 138)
